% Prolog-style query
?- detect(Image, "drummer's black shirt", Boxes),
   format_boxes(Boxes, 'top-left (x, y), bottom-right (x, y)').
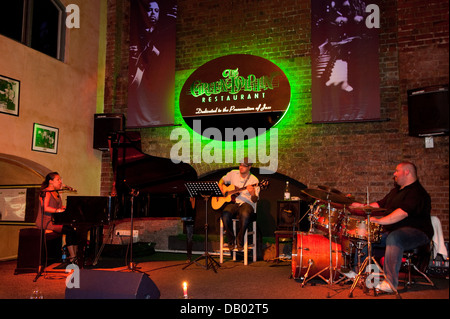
top-left (377, 180), bottom-right (434, 240)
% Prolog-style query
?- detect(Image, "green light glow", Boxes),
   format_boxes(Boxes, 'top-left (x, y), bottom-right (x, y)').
top-left (173, 56), bottom-right (311, 164)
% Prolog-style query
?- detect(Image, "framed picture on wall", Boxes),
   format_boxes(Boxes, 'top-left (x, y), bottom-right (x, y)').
top-left (0, 186), bottom-right (40, 224)
top-left (32, 123), bottom-right (59, 154)
top-left (0, 74), bottom-right (20, 117)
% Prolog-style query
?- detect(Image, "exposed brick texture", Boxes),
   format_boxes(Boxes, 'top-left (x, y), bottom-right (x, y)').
top-left (103, 0), bottom-right (449, 239)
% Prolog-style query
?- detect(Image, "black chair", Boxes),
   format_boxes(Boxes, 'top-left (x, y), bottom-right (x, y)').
top-left (401, 243), bottom-right (435, 289)
top-left (15, 228), bottom-right (62, 275)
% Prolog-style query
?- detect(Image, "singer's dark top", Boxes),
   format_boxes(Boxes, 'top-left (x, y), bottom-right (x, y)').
top-left (377, 180), bottom-right (434, 240)
top-left (35, 191), bottom-right (64, 232)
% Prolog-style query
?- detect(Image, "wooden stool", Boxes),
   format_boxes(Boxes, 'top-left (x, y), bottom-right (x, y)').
top-left (219, 219), bottom-right (257, 265)
top-left (274, 230), bottom-right (294, 258)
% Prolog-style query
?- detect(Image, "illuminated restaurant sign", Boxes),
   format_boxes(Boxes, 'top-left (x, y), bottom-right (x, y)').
top-left (179, 54), bottom-right (291, 141)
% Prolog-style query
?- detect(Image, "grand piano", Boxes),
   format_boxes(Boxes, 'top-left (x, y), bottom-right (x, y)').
top-left (110, 131), bottom-right (198, 220)
top-left (53, 130), bottom-right (198, 266)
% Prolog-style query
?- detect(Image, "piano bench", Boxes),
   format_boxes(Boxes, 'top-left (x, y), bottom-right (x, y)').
top-left (14, 228), bottom-right (62, 275)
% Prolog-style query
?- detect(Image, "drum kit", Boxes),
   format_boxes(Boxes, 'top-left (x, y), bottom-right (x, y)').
top-left (291, 185), bottom-right (396, 295)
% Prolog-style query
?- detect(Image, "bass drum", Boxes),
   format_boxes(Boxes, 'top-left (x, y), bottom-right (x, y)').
top-left (292, 232), bottom-right (343, 279)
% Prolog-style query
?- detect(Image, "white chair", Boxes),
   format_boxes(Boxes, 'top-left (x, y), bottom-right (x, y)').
top-left (431, 216), bottom-right (448, 260)
top-left (219, 218), bottom-right (257, 265)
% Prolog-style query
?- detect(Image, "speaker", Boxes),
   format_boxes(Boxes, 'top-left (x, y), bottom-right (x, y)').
top-left (65, 269), bottom-right (160, 299)
top-left (408, 85), bottom-right (449, 137)
top-left (93, 113), bottom-right (124, 150)
top-left (277, 200), bottom-right (309, 231)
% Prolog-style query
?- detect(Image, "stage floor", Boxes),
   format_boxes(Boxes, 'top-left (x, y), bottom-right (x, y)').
top-left (1, 251), bottom-right (448, 302)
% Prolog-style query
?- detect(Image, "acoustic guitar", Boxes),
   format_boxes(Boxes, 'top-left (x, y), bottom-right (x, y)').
top-left (211, 179), bottom-right (269, 210)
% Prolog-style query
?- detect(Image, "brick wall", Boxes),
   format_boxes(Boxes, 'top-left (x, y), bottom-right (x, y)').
top-left (108, 217), bottom-right (182, 250)
top-left (103, 0), bottom-right (449, 239)
top-left (397, 0), bottom-right (449, 237)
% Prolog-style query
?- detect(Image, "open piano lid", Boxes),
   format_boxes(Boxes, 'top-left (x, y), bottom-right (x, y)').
top-left (110, 131), bottom-right (198, 194)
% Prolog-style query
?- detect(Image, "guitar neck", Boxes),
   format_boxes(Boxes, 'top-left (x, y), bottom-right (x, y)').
top-left (227, 183), bottom-right (259, 195)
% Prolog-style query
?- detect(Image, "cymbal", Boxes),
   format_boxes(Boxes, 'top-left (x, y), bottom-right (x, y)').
top-left (318, 185), bottom-right (332, 191)
top-left (318, 185), bottom-right (356, 202)
top-left (293, 192), bottom-right (315, 203)
top-left (302, 188), bottom-right (353, 205)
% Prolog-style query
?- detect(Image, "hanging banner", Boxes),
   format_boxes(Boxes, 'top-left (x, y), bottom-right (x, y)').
top-left (127, 0), bottom-right (177, 128)
top-left (311, 0), bottom-right (380, 123)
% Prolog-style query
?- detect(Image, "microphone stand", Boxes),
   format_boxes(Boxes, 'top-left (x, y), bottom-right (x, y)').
top-left (127, 187), bottom-right (140, 272)
top-left (34, 189), bottom-right (62, 282)
top-left (119, 183), bottom-right (146, 274)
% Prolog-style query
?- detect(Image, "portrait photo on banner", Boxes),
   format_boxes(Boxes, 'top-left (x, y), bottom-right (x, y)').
top-left (127, 0), bottom-right (177, 128)
top-left (311, 0), bottom-right (381, 123)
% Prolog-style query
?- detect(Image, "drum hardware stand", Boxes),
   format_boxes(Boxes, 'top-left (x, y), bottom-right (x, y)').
top-left (183, 182), bottom-right (223, 273)
top-left (355, 240), bottom-right (366, 271)
top-left (306, 200), bottom-right (319, 233)
top-left (348, 208), bottom-right (401, 298)
top-left (342, 239), bottom-right (367, 290)
top-left (300, 259), bottom-right (315, 287)
top-left (301, 200), bottom-right (346, 287)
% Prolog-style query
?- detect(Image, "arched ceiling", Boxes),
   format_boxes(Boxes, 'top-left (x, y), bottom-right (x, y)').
top-left (0, 153), bottom-right (51, 185)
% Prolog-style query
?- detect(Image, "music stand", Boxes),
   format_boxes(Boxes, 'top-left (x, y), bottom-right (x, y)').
top-left (183, 181), bottom-right (223, 272)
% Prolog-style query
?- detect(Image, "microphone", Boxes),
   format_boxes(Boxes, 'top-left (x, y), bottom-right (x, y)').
top-left (62, 185), bottom-right (77, 192)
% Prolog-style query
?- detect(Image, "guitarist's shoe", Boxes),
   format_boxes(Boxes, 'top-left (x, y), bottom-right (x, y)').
top-left (225, 241), bottom-right (235, 253)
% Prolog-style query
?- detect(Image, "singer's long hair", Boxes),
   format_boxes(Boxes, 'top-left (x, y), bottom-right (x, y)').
top-left (40, 172), bottom-right (60, 191)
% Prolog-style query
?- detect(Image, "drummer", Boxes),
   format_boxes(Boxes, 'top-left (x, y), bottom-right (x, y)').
top-left (349, 161), bottom-right (434, 293)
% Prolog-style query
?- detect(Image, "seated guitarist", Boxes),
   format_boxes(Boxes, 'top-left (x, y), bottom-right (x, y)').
top-left (219, 157), bottom-right (260, 251)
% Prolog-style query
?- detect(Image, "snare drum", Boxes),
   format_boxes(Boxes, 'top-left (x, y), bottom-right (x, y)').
top-left (311, 203), bottom-right (344, 236)
top-left (342, 216), bottom-right (382, 242)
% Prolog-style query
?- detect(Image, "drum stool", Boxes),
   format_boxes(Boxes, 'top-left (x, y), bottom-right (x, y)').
top-left (219, 218), bottom-right (257, 265)
top-left (401, 243), bottom-right (435, 289)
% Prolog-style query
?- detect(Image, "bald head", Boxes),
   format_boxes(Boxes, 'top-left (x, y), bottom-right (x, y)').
top-left (394, 161), bottom-right (418, 188)
top-left (399, 162), bottom-right (417, 178)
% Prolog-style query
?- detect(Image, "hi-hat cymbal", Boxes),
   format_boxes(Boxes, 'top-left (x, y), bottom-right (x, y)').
top-left (302, 188), bottom-right (353, 205)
